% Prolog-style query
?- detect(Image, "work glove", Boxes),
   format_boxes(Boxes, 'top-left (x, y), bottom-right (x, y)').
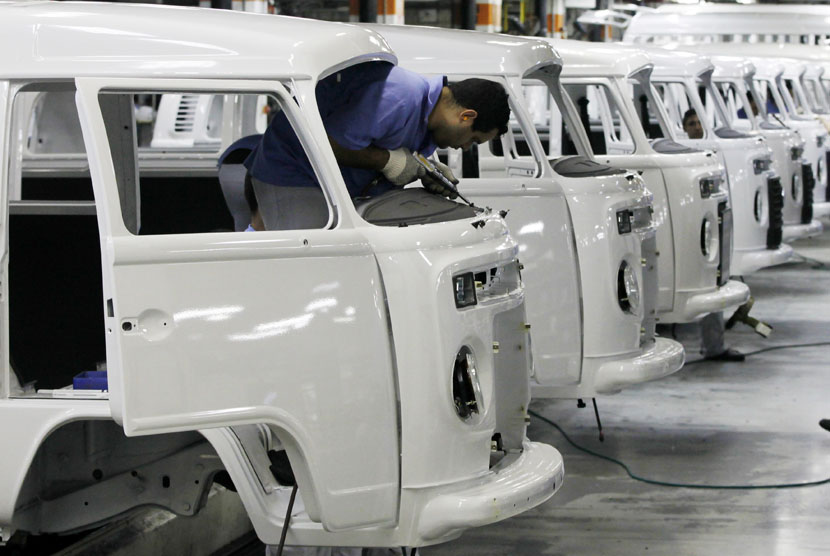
top-left (381, 148), bottom-right (425, 186)
top-left (420, 158), bottom-right (459, 200)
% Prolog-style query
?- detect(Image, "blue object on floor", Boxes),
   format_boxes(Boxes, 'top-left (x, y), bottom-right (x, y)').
top-left (73, 370), bottom-right (108, 390)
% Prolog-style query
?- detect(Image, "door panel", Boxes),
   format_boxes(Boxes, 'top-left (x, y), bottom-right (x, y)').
top-left (74, 77), bottom-right (400, 528)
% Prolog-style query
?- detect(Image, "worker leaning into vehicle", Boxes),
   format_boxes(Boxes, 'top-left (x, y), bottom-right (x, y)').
top-left (243, 62), bottom-right (510, 230)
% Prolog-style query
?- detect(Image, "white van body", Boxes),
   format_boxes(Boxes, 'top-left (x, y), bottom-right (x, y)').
top-left (658, 42), bottom-right (830, 223)
top-left (549, 40), bottom-right (749, 325)
top-left (659, 47), bottom-right (828, 235)
top-left (750, 58), bottom-right (830, 224)
top-left (707, 55), bottom-right (826, 231)
top-left (0, 2), bottom-right (563, 547)
top-left (643, 48), bottom-right (795, 275)
top-left (365, 24), bottom-right (684, 399)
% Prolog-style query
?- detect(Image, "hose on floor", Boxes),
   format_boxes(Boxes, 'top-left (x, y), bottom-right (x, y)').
top-left (684, 340), bottom-right (830, 366)
top-left (529, 409), bottom-right (830, 490)
top-left (793, 251), bottom-right (829, 269)
top-left (530, 340), bottom-right (830, 489)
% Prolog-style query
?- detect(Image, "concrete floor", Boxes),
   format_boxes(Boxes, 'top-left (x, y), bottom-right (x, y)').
top-left (423, 229), bottom-right (830, 556)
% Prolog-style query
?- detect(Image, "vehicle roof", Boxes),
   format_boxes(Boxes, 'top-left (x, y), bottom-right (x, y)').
top-left (656, 3), bottom-right (830, 15)
top-left (635, 46), bottom-right (713, 79)
top-left (745, 57), bottom-right (789, 81)
top-left (625, 7), bottom-right (830, 39)
top-left (362, 23), bottom-right (560, 77)
top-left (0, 1), bottom-right (396, 80)
top-left (657, 44), bottom-right (755, 80)
top-left (679, 42), bottom-right (830, 65)
top-left (542, 39), bottom-right (652, 79)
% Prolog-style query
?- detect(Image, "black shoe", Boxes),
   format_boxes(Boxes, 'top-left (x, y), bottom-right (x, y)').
top-left (820, 419), bottom-right (830, 432)
top-left (706, 348), bottom-right (745, 362)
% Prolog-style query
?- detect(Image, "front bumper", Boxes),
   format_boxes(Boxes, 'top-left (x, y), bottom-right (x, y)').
top-left (417, 440), bottom-right (563, 542)
top-left (732, 244), bottom-right (794, 276)
top-left (814, 201), bottom-right (830, 220)
top-left (673, 279), bottom-right (750, 322)
top-left (532, 337), bottom-right (685, 398)
top-left (591, 337), bottom-right (685, 395)
top-left (782, 220), bottom-right (824, 242)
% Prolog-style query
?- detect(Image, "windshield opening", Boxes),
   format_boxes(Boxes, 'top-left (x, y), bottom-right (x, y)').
top-left (559, 81), bottom-right (637, 155)
top-left (518, 77), bottom-right (592, 159)
top-left (628, 70), bottom-right (671, 141)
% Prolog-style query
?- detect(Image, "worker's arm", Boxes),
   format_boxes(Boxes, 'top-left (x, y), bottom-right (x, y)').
top-left (328, 136), bottom-right (389, 170)
top-left (327, 135), bottom-right (424, 185)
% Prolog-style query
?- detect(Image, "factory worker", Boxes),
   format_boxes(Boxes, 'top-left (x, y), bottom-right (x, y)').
top-left (244, 63), bottom-right (510, 230)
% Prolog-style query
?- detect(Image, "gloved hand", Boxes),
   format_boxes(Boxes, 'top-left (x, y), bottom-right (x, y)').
top-left (421, 159), bottom-right (459, 200)
top-left (381, 148), bottom-right (425, 186)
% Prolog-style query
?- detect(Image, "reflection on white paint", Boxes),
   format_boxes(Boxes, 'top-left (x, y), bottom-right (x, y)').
top-left (174, 305), bottom-right (243, 322)
top-left (312, 282), bottom-right (340, 293)
top-left (305, 297), bottom-right (337, 313)
top-left (517, 221), bottom-right (545, 236)
top-left (230, 313), bottom-right (314, 341)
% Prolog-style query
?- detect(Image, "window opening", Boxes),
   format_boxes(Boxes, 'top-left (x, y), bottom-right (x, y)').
top-left (629, 76), bottom-right (668, 140)
top-left (8, 85), bottom-right (106, 395)
top-left (563, 83), bottom-right (635, 156)
top-left (518, 80), bottom-right (584, 160)
top-left (448, 81), bottom-right (539, 181)
top-left (98, 88), bottom-right (333, 234)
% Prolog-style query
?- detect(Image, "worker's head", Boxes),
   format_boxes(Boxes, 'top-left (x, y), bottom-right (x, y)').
top-left (430, 78), bottom-right (510, 150)
top-left (682, 108), bottom-right (703, 140)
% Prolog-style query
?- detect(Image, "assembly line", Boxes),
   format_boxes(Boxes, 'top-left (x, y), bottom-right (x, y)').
top-left (0, 1), bottom-right (828, 555)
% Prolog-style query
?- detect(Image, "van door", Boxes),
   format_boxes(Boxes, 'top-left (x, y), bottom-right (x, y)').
top-left (74, 77), bottom-right (400, 528)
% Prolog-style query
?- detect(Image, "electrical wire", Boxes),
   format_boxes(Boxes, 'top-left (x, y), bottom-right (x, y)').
top-left (528, 409), bottom-right (830, 490)
top-left (275, 484), bottom-right (298, 556)
top-left (683, 340), bottom-right (830, 366)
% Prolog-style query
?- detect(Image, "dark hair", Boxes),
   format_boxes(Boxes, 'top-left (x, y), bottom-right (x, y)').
top-left (682, 108), bottom-right (698, 127)
top-left (448, 78), bottom-right (510, 135)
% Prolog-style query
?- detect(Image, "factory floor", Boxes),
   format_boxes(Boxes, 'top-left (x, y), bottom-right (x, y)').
top-left (423, 229), bottom-right (830, 556)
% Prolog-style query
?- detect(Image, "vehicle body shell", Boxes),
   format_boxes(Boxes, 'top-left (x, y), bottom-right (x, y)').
top-left (644, 47), bottom-right (795, 275)
top-left (0, 2), bottom-right (562, 546)
top-left (676, 49), bottom-right (827, 236)
top-left (550, 39), bottom-right (749, 323)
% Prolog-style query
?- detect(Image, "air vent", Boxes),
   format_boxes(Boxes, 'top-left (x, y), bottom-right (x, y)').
top-left (174, 95), bottom-right (199, 133)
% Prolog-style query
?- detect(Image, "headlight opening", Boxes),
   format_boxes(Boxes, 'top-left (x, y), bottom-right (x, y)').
top-left (452, 346), bottom-right (483, 421)
top-left (617, 261), bottom-right (640, 314)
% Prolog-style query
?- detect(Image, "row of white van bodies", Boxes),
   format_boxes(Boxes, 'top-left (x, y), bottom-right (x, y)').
top-left (1, 2), bottom-right (564, 547)
top-left (643, 47), bottom-right (825, 250)
top-left (546, 40), bottom-right (792, 277)
top-left (624, 5), bottom-right (830, 213)
top-left (657, 42), bottom-right (830, 226)
top-left (546, 40), bottom-right (751, 321)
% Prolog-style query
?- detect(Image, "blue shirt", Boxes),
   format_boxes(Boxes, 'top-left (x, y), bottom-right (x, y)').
top-left (244, 63), bottom-right (446, 198)
top-left (218, 134), bottom-right (262, 166)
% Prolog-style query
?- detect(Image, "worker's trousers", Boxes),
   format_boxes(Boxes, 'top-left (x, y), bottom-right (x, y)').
top-left (252, 177), bottom-right (330, 230)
